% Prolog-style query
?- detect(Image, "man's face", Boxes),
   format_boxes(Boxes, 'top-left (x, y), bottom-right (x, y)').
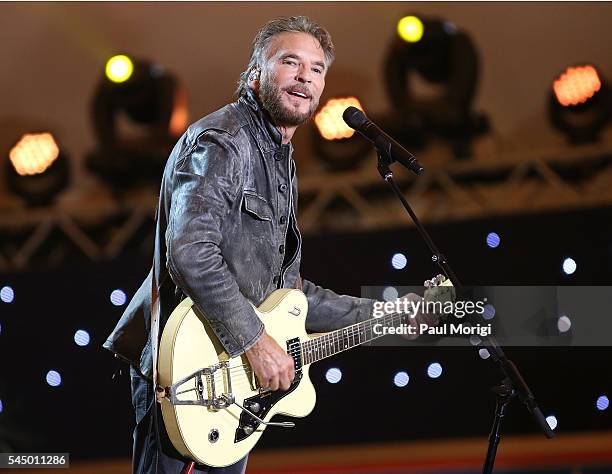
top-left (256, 32), bottom-right (327, 127)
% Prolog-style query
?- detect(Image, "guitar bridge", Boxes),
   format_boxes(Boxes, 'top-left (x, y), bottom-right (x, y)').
top-left (164, 361), bottom-right (234, 410)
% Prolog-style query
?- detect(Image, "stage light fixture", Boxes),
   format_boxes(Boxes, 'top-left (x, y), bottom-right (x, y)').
top-left (105, 55), bottom-right (134, 84)
top-left (397, 15), bottom-right (424, 43)
top-left (384, 15), bottom-right (489, 159)
top-left (312, 96), bottom-right (372, 171)
top-left (9, 133), bottom-right (59, 175)
top-left (87, 55), bottom-right (189, 188)
top-left (315, 97), bottom-right (363, 140)
top-left (549, 64), bottom-right (611, 144)
top-left (554, 66), bottom-right (601, 106)
top-left (5, 132), bottom-right (70, 206)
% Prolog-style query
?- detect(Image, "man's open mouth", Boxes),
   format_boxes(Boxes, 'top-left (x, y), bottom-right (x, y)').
top-left (286, 90), bottom-right (310, 100)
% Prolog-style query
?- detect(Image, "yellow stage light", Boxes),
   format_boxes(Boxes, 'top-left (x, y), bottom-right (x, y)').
top-left (9, 133), bottom-right (60, 176)
top-left (315, 97), bottom-right (364, 141)
top-left (105, 55), bottom-right (134, 83)
top-left (553, 65), bottom-right (601, 107)
top-left (397, 16), bottom-right (424, 43)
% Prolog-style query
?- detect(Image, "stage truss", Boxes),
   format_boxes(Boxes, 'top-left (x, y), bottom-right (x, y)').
top-left (1, 142), bottom-right (612, 271)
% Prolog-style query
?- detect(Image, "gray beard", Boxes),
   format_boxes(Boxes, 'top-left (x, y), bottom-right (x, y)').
top-left (259, 79), bottom-right (318, 127)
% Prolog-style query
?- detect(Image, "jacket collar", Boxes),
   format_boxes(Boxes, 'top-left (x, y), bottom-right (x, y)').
top-left (238, 89), bottom-right (285, 151)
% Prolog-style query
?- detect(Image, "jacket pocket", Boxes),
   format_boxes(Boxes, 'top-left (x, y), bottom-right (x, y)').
top-left (242, 191), bottom-right (272, 221)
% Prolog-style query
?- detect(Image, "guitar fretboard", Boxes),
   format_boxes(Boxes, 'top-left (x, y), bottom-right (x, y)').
top-left (301, 311), bottom-right (411, 365)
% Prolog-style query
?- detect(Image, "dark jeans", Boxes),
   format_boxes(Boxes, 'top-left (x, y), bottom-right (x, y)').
top-left (130, 367), bottom-right (248, 474)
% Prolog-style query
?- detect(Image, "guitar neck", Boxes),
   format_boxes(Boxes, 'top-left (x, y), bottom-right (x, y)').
top-left (301, 311), bottom-right (408, 365)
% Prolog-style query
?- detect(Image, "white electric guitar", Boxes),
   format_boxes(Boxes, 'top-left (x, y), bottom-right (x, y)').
top-left (158, 275), bottom-right (454, 467)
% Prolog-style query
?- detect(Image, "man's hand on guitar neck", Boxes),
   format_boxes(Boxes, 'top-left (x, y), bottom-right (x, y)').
top-left (397, 292), bottom-right (441, 340)
top-left (394, 276), bottom-right (454, 339)
top-left (245, 331), bottom-right (295, 391)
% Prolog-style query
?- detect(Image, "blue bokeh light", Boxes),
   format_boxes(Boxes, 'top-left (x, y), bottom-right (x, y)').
top-left (383, 286), bottom-right (398, 302)
top-left (479, 348), bottom-right (490, 359)
top-left (0, 286), bottom-right (14, 304)
top-left (46, 370), bottom-right (62, 387)
top-left (391, 253), bottom-right (407, 270)
top-left (74, 330), bottom-right (91, 347)
top-left (393, 371), bottom-right (410, 387)
top-left (427, 362), bottom-right (443, 379)
top-left (483, 304), bottom-right (496, 320)
top-left (486, 232), bottom-right (500, 248)
top-left (596, 395), bottom-right (609, 411)
top-left (110, 289), bottom-right (127, 306)
top-left (325, 368), bottom-right (342, 384)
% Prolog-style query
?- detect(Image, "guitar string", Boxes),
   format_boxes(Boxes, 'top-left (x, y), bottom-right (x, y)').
top-left (177, 284), bottom-right (443, 387)
top-left (172, 312), bottom-right (412, 398)
top-left (218, 311), bottom-right (406, 375)
top-left (181, 311), bottom-right (411, 394)
top-left (172, 288), bottom-right (448, 398)
top-left (219, 310), bottom-right (409, 375)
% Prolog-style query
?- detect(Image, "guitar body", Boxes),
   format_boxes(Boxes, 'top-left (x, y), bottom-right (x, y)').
top-left (158, 289), bottom-right (316, 467)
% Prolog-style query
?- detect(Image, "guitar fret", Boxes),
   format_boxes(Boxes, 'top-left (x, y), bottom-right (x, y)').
top-left (301, 311), bottom-right (410, 364)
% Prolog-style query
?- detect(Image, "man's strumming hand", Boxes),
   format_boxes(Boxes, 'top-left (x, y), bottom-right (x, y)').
top-left (245, 331), bottom-right (295, 391)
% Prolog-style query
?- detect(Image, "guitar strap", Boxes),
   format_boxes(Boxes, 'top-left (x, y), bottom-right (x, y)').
top-left (151, 267), bottom-right (165, 403)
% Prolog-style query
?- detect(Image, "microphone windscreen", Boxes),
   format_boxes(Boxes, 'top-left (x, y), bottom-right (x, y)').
top-left (342, 106), bottom-right (368, 130)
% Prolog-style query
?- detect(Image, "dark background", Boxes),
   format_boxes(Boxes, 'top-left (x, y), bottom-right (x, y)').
top-left (1, 205), bottom-right (610, 459)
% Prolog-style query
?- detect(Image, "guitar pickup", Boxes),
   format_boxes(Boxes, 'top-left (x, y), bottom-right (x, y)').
top-left (286, 337), bottom-right (302, 371)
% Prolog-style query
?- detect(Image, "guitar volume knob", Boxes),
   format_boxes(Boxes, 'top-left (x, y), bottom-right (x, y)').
top-left (243, 424), bottom-right (254, 435)
top-left (208, 429), bottom-right (219, 443)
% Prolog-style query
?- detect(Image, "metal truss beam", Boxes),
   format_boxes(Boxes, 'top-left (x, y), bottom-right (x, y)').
top-left (1, 142), bottom-right (612, 271)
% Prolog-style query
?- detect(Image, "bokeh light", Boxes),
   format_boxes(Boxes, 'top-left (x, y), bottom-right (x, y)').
top-left (105, 55), bottom-right (134, 83)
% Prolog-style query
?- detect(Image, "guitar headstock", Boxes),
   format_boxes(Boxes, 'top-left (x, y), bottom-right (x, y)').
top-left (423, 274), bottom-right (455, 304)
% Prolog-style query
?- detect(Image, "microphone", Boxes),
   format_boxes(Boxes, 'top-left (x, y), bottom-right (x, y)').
top-left (342, 106), bottom-right (423, 175)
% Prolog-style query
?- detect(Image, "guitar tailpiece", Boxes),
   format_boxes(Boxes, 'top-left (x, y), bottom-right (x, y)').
top-left (163, 362), bottom-right (235, 409)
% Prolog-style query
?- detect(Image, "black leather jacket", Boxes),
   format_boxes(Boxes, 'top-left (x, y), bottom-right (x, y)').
top-left (103, 90), bottom-right (375, 378)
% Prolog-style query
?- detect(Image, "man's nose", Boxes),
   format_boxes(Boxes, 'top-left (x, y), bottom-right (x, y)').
top-left (295, 65), bottom-right (312, 83)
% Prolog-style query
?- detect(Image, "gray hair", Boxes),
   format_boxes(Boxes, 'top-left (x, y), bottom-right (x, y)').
top-left (236, 16), bottom-right (335, 98)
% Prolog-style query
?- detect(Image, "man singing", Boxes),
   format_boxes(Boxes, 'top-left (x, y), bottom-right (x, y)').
top-left (105, 16), bottom-right (378, 473)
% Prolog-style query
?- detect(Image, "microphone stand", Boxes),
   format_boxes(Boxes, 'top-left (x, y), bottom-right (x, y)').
top-left (376, 152), bottom-right (554, 474)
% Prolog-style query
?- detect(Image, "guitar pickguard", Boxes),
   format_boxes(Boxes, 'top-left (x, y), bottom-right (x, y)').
top-left (235, 337), bottom-right (304, 443)
top-left (234, 371), bottom-right (303, 442)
